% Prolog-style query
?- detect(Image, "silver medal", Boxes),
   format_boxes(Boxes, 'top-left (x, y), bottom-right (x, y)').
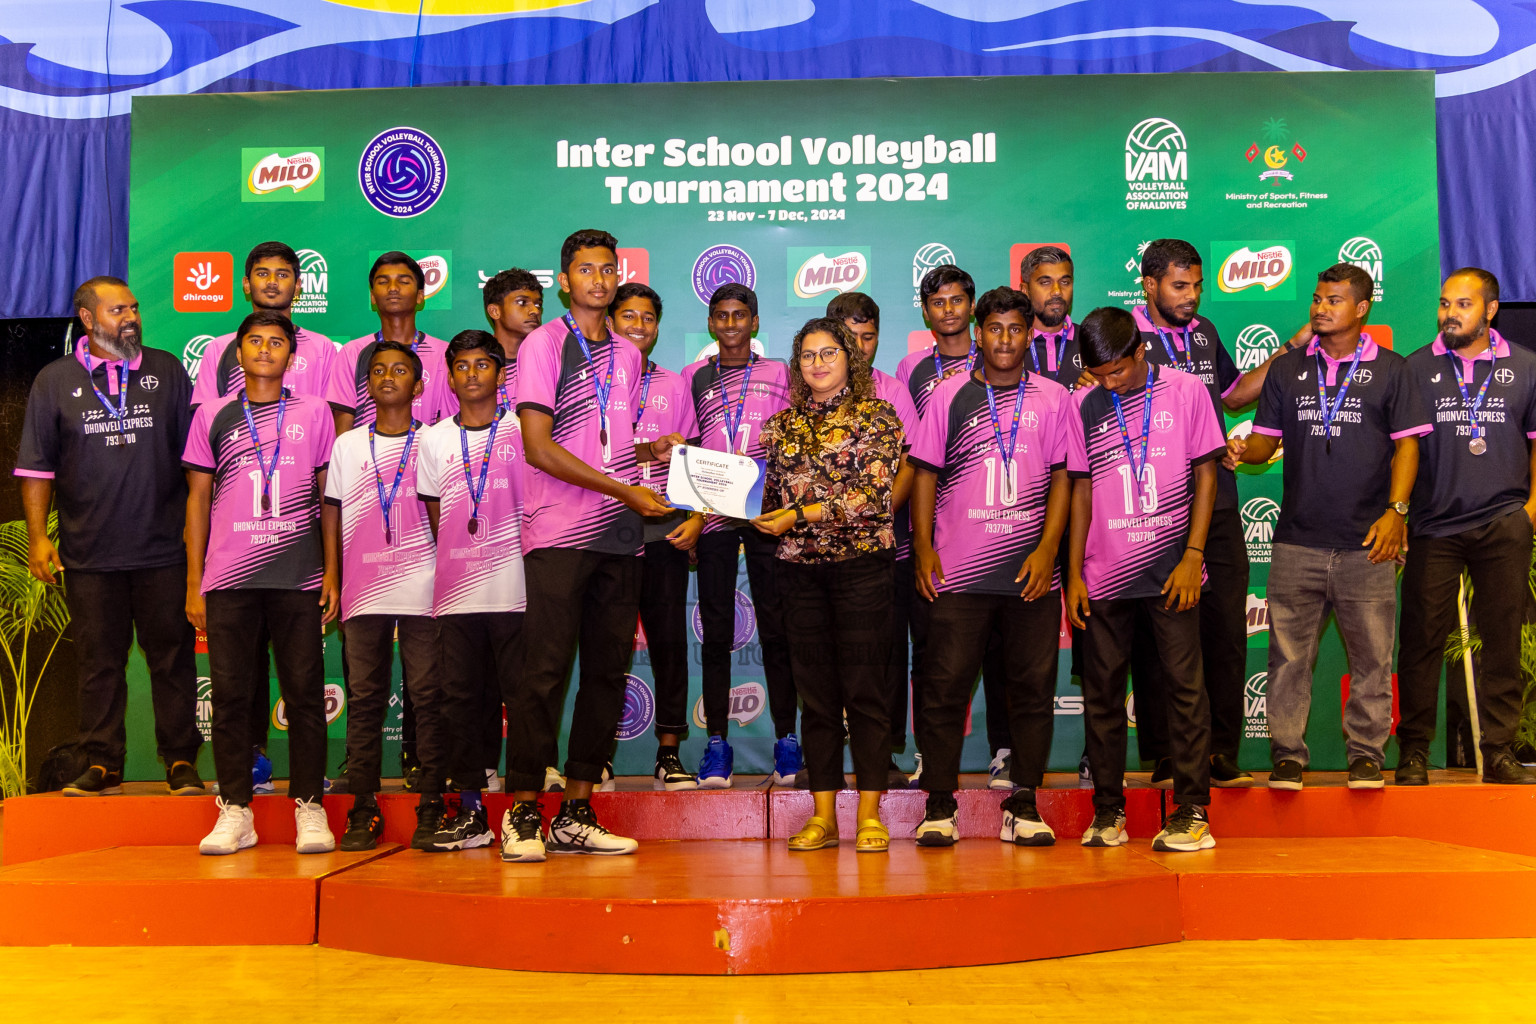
top-left (1469, 436), bottom-right (1487, 455)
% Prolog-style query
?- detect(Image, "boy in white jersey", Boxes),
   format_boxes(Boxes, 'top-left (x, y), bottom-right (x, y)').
top-left (322, 342), bottom-right (446, 850)
top-left (412, 331), bottom-right (528, 853)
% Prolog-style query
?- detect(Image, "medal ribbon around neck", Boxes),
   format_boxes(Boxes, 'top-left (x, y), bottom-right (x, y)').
top-left (1315, 338), bottom-right (1366, 454)
top-left (369, 420), bottom-right (417, 545)
top-left (932, 337), bottom-right (978, 387)
top-left (1153, 322), bottom-right (1195, 372)
top-left (563, 313), bottom-right (616, 447)
top-left (240, 387), bottom-right (288, 515)
top-left (984, 371), bottom-right (1028, 468)
top-left (1110, 364), bottom-right (1157, 499)
top-left (1448, 347), bottom-right (1496, 450)
top-left (1030, 319), bottom-right (1071, 376)
top-left (714, 354), bottom-right (756, 454)
top-left (84, 353), bottom-right (130, 430)
top-left (634, 360), bottom-right (655, 429)
top-left (458, 411), bottom-right (501, 537)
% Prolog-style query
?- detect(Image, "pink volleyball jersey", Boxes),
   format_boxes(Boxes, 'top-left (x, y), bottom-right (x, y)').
top-left (681, 355), bottom-right (790, 533)
top-left (874, 367), bottom-right (921, 561)
top-left (323, 423), bottom-right (435, 619)
top-left (327, 332), bottom-right (455, 428)
top-left (413, 409), bottom-right (526, 615)
top-left (632, 360), bottom-right (698, 499)
top-left (183, 391), bottom-right (336, 592)
top-left (1066, 366), bottom-right (1225, 601)
top-left (897, 343), bottom-right (979, 419)
top-left (189, 326), bottom-right (335, 408)
top-left (909, 371), bottom-right (1071, 594)
top-left (515, 318), bottom-right (644, 555)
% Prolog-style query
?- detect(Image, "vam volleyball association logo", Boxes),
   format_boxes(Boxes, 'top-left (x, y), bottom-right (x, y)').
top-left (358, 127), bottom-right (448, 218)
top-left (1123, 117), bottom-right (1188, 210)
top-left (183, 335), bottom-right (216, 382)
top-left (1338, 236), bottom-right (1384, 300)
top-left (1235, 324), bottom-right (1282, 371)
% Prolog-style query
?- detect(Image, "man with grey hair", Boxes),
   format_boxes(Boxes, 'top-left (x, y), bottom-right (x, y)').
top-left (1018, 245), bottom-right (1084, 391)
top-left (16, 277), bottom-right (204, 796)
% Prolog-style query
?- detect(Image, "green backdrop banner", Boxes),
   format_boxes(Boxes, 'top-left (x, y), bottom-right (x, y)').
top-left (123, 72), bottom-right (1440, 781)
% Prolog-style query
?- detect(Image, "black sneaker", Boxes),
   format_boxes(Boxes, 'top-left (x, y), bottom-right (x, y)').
top-left (326, 761), bottom-right (350, 795)
top-left (1269, 760), bottom-right (1304, 790)
top-left (340, 800), bottom-right (384, 851)
top-left (1395, 748), bottom-right (1430, 786)
top-left (998, 790), bottom-right (1055, 846)
top-left (886, 757), bottom-right (910, 791)
top-left (1210, 754), bottom-right (1254, 788)
top-left (548, 800), bottom-right (638, 855)
top-left (1149, 757), bottom-right (1174, 790)
top-left (63, 765), bottom-right (122, 796)
top-left (1152, 803), bottom-right (1216, 852)
top-left (653, 748), bottom-right (697, 791)
top-left (400, 751), bottom-right (421, 792)
top-left (166, 760), bottom-right (205, 795)
top-left (425, 804), bottom-right (494, 852)
top-left (1513, 741), bottom-right (1536, 766)
top-left (1483, 750), bottom-right (1536, 785)
top-left (915, 791), bottom-right (959, 847)
top-left (410, 796), bottom-right (446, 851)
top-left (1347, 757), bottom-right (1385, 790)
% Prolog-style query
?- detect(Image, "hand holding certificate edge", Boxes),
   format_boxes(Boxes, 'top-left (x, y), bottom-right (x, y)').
top-left (665, 444), bottom-right (766, 522)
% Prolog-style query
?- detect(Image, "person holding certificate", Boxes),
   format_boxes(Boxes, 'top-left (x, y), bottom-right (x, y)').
top-left (754, 318), bottom-right (905, 853)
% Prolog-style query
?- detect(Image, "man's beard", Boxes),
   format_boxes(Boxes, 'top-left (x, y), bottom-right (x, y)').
top-left (1153, 296), bottom-right (1194, 329)
top-left (94, 323), bottom-right (142, 361)
top-left (1034, 302), bottom-right (1068, 329)
top-left (1442, 315), bottom-right (1488, 350)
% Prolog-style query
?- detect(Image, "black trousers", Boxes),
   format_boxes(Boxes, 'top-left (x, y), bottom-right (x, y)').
top-left (62, 564), bottom-right (201, 771)
top-left (640, 538), bottom-right (692, 739)
top-left (1399, 508), bottom-right (1533, 757)
top-left (915, 589), bottom-right (1060, 793)
top-left (206, 588), bottom-right (326, 805)
top-left (907, 571), bottom-right (1014, 764)
top-left (1083, 596), bottom-right (1211, 810)
top-left (435, 611), bottom-right (522, 794)
top-left (782, 552), bottom-right (894, 792)
top-left (340, 614), bottom-right (444, 795)
top-left (1131, 507), bottom-right (1249, 762)
top-left (980, 633), bottom-right (1011, 756)
top-left (696, 527), bottom-right (796, 738)
top-left (888, 558), bottom-right (914, 751)
top-left (507, 548), bottom-right (640, 792)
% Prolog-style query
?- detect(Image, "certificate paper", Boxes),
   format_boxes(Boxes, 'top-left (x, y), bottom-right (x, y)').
top-left (665, 445), bottom-right (766, 521)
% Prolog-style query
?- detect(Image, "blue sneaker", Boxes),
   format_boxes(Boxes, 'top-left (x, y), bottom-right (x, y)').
top-left (697, 735), bottom-right (734, 789)
top-left (252, 747), bottom-right (275, 795)
top-left (771, 735), bottom-right (802, 787)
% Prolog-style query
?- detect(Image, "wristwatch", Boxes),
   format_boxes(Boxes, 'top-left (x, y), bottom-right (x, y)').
top-left (793, 506), bottom-right (808, 526)
top-left (1387, 501), bottom-right (1409, 516)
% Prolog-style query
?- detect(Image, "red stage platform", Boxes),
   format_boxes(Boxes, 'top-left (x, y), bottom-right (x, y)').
top-left (3, 771), bottom-right (1534, 972)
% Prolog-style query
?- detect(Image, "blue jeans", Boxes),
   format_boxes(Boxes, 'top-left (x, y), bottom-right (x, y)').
top-left (1265, 543), bottom-right (1398, 766)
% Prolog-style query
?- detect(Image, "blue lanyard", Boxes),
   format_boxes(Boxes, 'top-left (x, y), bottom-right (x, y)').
top-left (714, 355), bottom-right (755, 454)
top-left (458, 412), bottom-right (501, 537)
top-left (1315, 339), bottom-right (1366, 454)
top-left (374, 330), bottom-right (424, 354)
top-left (984, 372), bottom-right (1028, 465)
top-left (1110, 364), bottom-right (1157, 496)
top-left (931, 338), bottom-right (977, 388)
top-left (240, 387), bottom-right (287, 515)
top-left (1030, 328), bottom-right (1070, 377)
top-left (1448, 349), bottom-right (1496, 440)
top-left (369, 420), bottom-right (417, 545)
top-left (634, 360), bottom-right (654, 429)
top-left (83, 356), bottom-right (129, 429)
top-left (563, 313), bottom-right (615, 445)
top-left (1153, 323), bottom-right (1195, 372)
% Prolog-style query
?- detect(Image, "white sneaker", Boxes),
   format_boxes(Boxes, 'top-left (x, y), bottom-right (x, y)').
top-left (987, 748), bottom-right (1016, 791)
top-left (500, 802), bottom-right (547, 863)
top-left (915, 812), bottom-right (958, 847)
top-left (485, 768), bottom-right (503, 793)
top-left (543, 766), bottom-right (566, 792)
top-left (598, 764), bottom-right (618, 792)
top-left (1080, 808), bottom-right (1129, 847)
top-left (1000, 804), bottom-right (1056, 846)
top-left (199, 797), bottom-right (257, 855)
top-left (294, 798), bottom-right (336, 854)
top-left (547, 803), bottom-right (638, 855)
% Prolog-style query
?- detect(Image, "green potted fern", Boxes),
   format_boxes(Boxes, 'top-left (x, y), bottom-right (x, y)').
top-left (0, 512), bottom-right (71, 799)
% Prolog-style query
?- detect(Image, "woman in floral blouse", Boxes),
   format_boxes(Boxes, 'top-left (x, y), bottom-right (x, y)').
top-left (754, 317), bottom-right (906, 852)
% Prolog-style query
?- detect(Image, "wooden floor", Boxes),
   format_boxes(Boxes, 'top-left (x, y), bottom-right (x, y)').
top-left (0, 940), bottom-right (1532, 1022)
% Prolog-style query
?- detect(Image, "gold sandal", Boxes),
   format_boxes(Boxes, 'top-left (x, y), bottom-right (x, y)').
top-left (855, 818), bottom-right (890, 853)
top-left (788, 815), bottom-right (840, 851)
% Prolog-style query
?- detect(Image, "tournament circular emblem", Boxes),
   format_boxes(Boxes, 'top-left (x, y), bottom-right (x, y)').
top-left (691, 587), bottom-right (757, 651)
top-left (616, 675), bottom-right (655, 741)
top-left (358, 127), bottom-right (448, 218)
top-left (692, 244), bottom-right (755, 304)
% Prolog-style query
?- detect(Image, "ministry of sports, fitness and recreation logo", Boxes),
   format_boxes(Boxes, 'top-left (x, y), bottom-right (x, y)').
top-left (1123, 117), bottom-right (1188, 211)
top-left (788, 247), bottom-right (870, 305)
top-left (615, 675), bottom-right (655, 741)
top-left (1241, 496), bottom-right (1280, 564)
top-left (691, 681), bottom-right (766, 730)
top-left (691, 244), bottom-right (755, 304)
top-left (292, 248), bottom-right (329, 315)
top-left (1243, 117), bottom-right (1307, 186)
top-left (1235, 324), bottom-right (1282, 372)
top-left (358, 127), bottom-right (448, 218)
top-left (1244, 672), bottom-right (1269, 739)
top-left (692, 588), bottom-right (757, 650)
top-left (1338, 236), bottom-right (1384, 301)
top-left (183, 335), bottom-right (215, 382)
top-left (1214, 241), bottom-right (1295, 300)
top-left (242, 148), bottom-right (324, 202)
top-left (273, 683), bottom-right (346, 730)
top-left (911, 242), bottom-right (956, 307)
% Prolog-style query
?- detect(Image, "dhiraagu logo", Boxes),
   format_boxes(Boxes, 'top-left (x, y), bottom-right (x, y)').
top-left (1213, 241), bottom-right (1295, 301)
top-left (242, 148), bottom-right (325, 202)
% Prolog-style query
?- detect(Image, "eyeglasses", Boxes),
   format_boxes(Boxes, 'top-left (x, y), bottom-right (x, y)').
top-left (799, 346), bottom-right (845, 365)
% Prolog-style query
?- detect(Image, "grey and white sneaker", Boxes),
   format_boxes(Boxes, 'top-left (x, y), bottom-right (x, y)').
top-left (500, 800), bottom-right (547, 863)
top-left (199, 797), bottom-right (257, 855)
top-left (1077, 752), bottom-right (1093, 789)
top-left (485, 768), bottom-right (503, 793)
top-left (547, 801), bottom-right (638, 855)
top-left (654, 749), bottom-right (698, 791)
top-left (987, 748), bottom-right (1016, 791)
top-left (1080, 807), bottom-right (1129, 847)
top-left (1152, 803), bottom-right (1216, 852)
top-left (294, 798), bottom-right (336, 854)
top-left (906, 752), bottom-right (925, 789)
top-left (915, 793), bottom-right (959, 847)
top-left (543, 766), bottom-right (566, 793)
top-left (999, 793), bottom-right (1055, 846)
